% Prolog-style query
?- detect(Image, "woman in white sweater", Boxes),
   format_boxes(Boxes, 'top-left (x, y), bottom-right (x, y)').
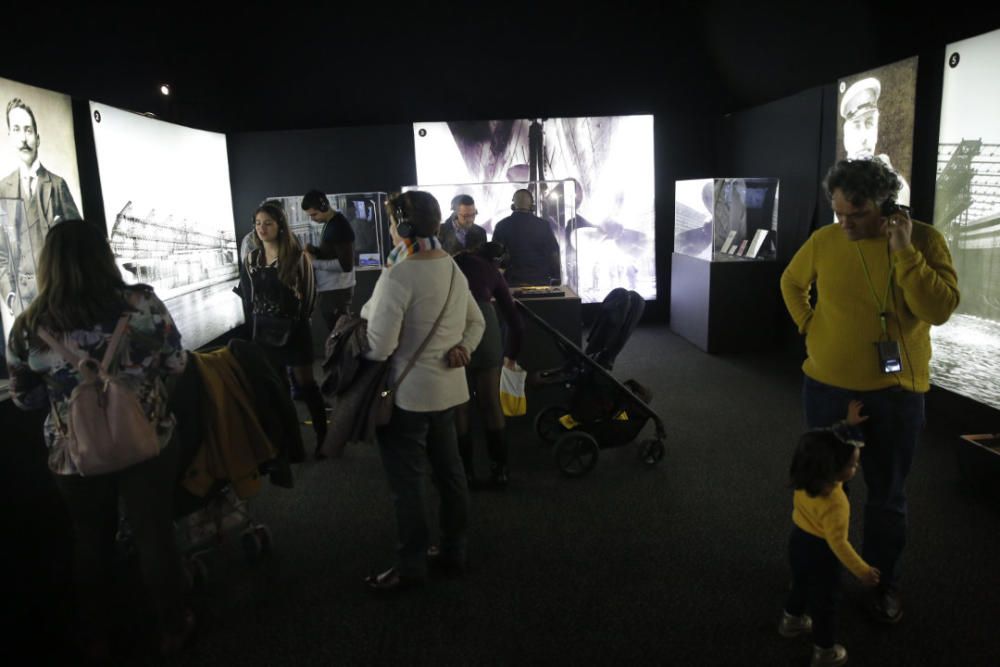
top-left (361, 191), bottom-right (485, 593)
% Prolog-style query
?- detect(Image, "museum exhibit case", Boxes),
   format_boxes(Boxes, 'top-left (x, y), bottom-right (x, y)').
top-left (671, 177), bottom-right (782, 352)
top-left (673, 178), bottom-right (780, 262)
top-left (267, 191), bottom-right (389, 269)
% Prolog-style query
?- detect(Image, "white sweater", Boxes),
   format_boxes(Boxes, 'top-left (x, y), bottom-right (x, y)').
top-left (361, 255), bottom-right (485, 412)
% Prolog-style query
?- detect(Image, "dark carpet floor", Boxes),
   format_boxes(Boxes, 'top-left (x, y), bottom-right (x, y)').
top-left (19, 325), bottom-right (1000, 666)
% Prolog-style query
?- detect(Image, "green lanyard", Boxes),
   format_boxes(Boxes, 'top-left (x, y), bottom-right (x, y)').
top-left (855, 243), bottom-right (895, 336)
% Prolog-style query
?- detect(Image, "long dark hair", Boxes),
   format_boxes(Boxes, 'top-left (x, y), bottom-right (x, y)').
top-left (251, 200), bottom-right (303, 287)
top-left (789, 430), bottom-right (858, 497)
top-left (13, 219), bottom-right (128, 340)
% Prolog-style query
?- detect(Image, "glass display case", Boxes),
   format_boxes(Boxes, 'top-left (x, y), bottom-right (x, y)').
top-left (403, 179), bottom-right (653, 304)
top-left (267, 192), bottom-right (389, 271)
top-left (402, 178), bottom-right (576, 280)
top-left (674, 178), bottom-right (780, 262)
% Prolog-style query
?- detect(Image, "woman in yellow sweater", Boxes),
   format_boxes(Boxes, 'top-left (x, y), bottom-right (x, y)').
top-left (779, 400), bottom-right (880, 667)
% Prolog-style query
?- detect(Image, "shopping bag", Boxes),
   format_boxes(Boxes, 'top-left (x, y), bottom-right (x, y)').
top-left (499, 364), bottom-right (527, 417)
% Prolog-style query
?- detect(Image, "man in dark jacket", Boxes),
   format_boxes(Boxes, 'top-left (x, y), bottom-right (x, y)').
top-left (491, 189), bottom-right (561, 286)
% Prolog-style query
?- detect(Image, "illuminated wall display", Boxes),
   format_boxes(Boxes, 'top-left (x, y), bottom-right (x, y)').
top-left (90, 102), bottom-right (242, 350)
top-left (413, 115), bottom-right (655, 304)
top-left (0, 77), bottom-right (83, 359)
top-left (835, 57), bottom-right (918, 207)
top-left (930, 28), bottom-right (1000, 411)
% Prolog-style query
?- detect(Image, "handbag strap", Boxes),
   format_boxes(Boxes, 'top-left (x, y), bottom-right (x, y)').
top-left (37, 314), bottom-right (131, 372)
top-left (390, 263), bottom-right (457, 392)
top-left (36, 313), bottom-right (132, 437)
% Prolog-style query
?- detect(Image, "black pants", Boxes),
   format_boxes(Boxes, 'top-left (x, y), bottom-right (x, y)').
top-left (785, 526), bottom-right (840, 649)
top-left (54, 440), bottom-right (187, 638)
top-left (376, 406), bottom-right (469, 577)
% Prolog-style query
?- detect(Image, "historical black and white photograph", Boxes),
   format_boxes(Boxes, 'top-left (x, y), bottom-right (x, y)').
top-left (836, 57), bottom-right (918, 207)
top-left (412, 115), bottom-right (655, 304)
top-left (931, 28), bottom-right (1000, 411)
top-left (0, 77), bottom-right (83, 377)
top-left (90, 102), bottom-right (241, 350)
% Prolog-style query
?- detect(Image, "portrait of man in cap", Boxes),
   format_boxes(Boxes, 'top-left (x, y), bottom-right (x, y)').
top-left (837, 58), bottom-right (918, 206)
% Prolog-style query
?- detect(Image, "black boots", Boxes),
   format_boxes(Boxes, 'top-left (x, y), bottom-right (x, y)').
top-left (301, 383), bottom-right (328, 459)
top-left (458, 429), bottom-right (509, 489)
top-left (486, 429), bottom-right (509, 489)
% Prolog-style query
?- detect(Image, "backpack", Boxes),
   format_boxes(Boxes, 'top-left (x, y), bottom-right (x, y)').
top-left (37, 313), bottom-right (161, 476)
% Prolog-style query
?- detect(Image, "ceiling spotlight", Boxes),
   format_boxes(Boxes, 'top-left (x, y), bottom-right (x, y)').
top-left (160, 84), bottom-right (171, 96)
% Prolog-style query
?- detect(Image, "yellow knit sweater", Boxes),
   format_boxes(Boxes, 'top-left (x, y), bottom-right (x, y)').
top-left (792, 482), bottom-right (873, 579)
top-left (780, 220), bottom-right (959, 392)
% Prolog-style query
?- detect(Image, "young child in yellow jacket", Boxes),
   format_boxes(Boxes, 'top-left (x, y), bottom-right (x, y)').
top-left (779, 400), bottom-right (880, 667)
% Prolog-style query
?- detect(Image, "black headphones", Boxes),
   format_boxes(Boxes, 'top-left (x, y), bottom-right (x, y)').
top-left (317, 195), bottom-right (330, 213)
top-left (394, 200), bottom-right (413, 239)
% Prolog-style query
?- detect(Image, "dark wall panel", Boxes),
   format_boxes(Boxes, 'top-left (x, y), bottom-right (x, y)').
top-left (649, 111), bottom-right (717, 323)
top-left (713, 87), bottom-right (826, 352)
top-left (716, 86), bottom-right (827, 263)
top-left (227, 125), bottom-right (417, 242)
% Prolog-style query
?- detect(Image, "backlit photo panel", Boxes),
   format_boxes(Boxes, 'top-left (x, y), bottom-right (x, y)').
top-left (836, 57), bottom-right (918, 207)
top-left (930, 28), bottom-right (1000, 411)
top-left (0, 77), bottom-right (83, 381)
top-left (90, 103), bottom-right (242, 350)
top-left (414, 115), bottom-right (655, 304)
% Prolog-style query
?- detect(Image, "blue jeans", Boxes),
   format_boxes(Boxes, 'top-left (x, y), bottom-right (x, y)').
top-left (802, 376), bottom-right (924, 591)
top-left (376, 406), bottom-right (469, 578)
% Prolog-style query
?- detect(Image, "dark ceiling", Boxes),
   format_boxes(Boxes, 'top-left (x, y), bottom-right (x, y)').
top-left (2, 3), bottom-right (998, 133)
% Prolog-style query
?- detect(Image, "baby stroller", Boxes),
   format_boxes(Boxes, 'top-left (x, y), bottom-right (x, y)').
top-left (164, 340), bottom-right (301, 585)
top-left (117, 341), bottom-right (297, 587)
top-left (521, 288), bottom-right (666, 477)
top-left (172, 483), bottom-right (272, 587)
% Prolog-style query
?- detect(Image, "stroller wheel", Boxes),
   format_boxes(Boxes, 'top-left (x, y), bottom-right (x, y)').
top-left (639, 438), bottom-right (665, 467)
top-left (554, 432), bottom-right (599, 478)
top-left (534, 406), bottom-right (569, 445)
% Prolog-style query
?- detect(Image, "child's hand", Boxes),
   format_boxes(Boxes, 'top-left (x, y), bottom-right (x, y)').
top-left (846, 400), bottom-right (869, 426)
top-left (860, 567), bottom-right (881, 587)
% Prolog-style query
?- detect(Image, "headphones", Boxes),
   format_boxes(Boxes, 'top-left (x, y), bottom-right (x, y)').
top-left (393, 198), bottom-right (413, 239)
top-left (879, 197), bottom-right (904, 218)
top-left (317, 194), bottom-right (330, 212)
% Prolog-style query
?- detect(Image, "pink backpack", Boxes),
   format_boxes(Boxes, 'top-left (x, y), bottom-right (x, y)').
top-left (37, 314), bottom-right (161, 476)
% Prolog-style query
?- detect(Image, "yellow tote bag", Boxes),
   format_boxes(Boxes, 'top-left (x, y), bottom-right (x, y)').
top-left (499, 365), bottom-right (527, 417)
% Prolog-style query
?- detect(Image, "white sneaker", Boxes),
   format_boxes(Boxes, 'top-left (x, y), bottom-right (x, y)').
top-left (778, 610), bottom-right (813, 637)
top-left (811, 643), bottom-right (848, 667)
